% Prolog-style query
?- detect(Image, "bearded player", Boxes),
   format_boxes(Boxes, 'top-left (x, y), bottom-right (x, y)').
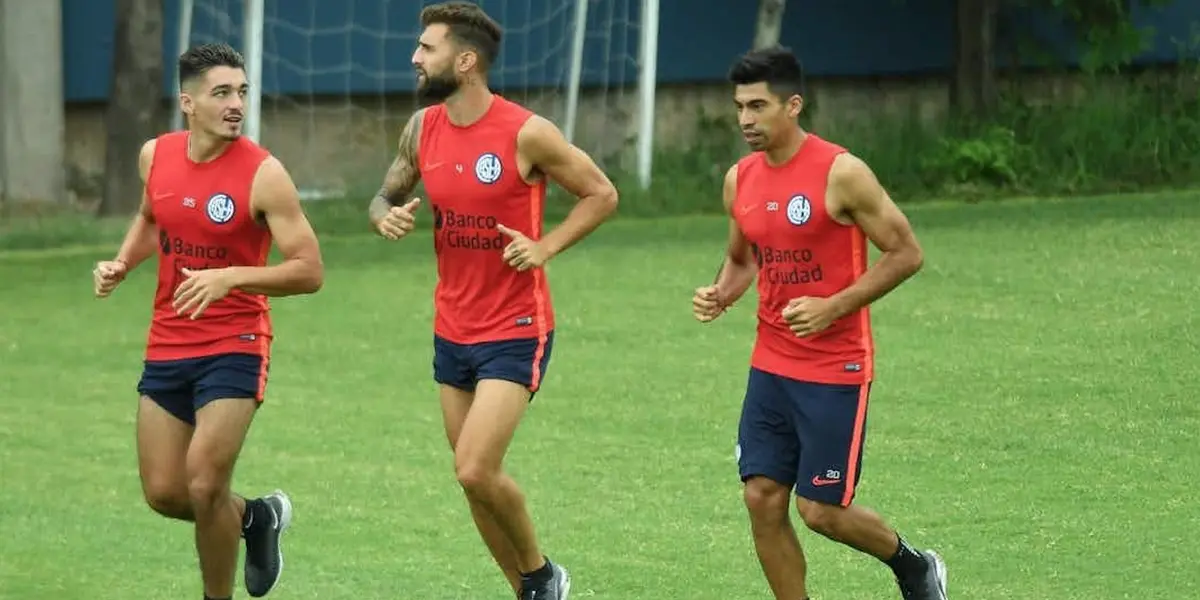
top-left (366, 2), bottom-right (617, 599)
top-left (692, 46), bottom-right (949, 600)
top-left (92, 43), bottom-right (323, 600)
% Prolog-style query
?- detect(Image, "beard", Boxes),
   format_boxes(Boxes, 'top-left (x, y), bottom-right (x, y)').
top-left (216, 122), bottom-right (242, 141)
top-left (416, 70), bottom-right (460, 104)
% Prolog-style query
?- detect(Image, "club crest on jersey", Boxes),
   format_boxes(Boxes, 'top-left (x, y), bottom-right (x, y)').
top-left (205, 193), bottom-right (236, 224)
top-left (474, 152), bottom-right (503, 184)
top-left (786, 194), bottom-right (811, 226)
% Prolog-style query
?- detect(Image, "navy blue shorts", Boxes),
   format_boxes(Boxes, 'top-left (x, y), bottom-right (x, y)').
top-left (736, 367), bottom-right (872, 507)
top-left (433, 331), bottom-right (554, 396)
top-left (136, 353), bottom-right (268, 425)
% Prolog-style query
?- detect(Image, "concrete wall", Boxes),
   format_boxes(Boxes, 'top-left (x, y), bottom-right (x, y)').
top-left (16, 0), bottom-right (1200, 205)
top-left (61, 74), bottom-right (958, 202)
top-left (0, 0), bottom-right (65, 205)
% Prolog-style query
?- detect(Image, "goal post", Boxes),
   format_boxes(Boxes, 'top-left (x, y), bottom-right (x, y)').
top-left (242, 0), bottom-right (265, 143)
top-left (636, 0), bottom-right (659, 190)
top-left (171, 0), bottom-right (659, 193)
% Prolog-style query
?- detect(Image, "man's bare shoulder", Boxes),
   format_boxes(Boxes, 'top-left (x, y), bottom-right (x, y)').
top-left (722, 163), bottom-right (738, 211)
top-left (400, 107), bottom-right (428, 150)
top-left (514, 114), bottom-right (574, 173)
top-left (138, 138), bottom-right (157, 182)
top-left (253, 155), bottom-right (294, 190)
top-left (250, 156), bottom-right (301, 213)
top-left (408, 106), bottom-right (429, 123)
top-left (826, 151), bottom-right (906, 229)
top-left (515, 114), bottom-right (560, 148)
top-left (835, 152), bottom-right (883, 196)
top-left (830, 152), bottom-right (878, 187)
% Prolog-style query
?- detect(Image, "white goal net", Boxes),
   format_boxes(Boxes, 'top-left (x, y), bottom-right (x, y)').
top-left (174, 0), bottom-right (650, 197)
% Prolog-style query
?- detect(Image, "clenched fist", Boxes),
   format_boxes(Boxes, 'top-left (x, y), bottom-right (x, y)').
top-left (692, 285), bottom-right (726, 323)
top-left (93, 260), bottom-right (128, 298)
top-left (781, 296), bottom-right (839, 337)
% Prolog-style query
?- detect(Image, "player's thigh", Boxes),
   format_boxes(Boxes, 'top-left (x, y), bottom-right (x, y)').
top-left (136, 395), bottom-right (194, 499)
top-left (433, 335), bottom-right (477, 392)
top-left (440, 383), bottom-right (475, 450)
top-left (789, 381), bottom-right (871, 507)
top-left (186, 397), bottom-right (258, 491)
top-left (736, 368), bottom-right (801, 488)
top-left (472, 331), bottom-right (554, 397)
top-left (185, 354), bottom-right (266, 485)
top-left (454, 378), bottom-right (534, 472)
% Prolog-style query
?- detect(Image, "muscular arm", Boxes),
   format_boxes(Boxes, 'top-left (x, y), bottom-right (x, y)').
top-left (712, 164), bottom-right (757, 308)
top-left (368, 108), bottom-right (425, 226)
top-left (826, 153), bottom-right (924, 318)
top-left (226, 157), bottom-right (324, 296)
top-left (517, 116), bottom-right (618, 258)
top-left (111, 140), bottom-right (160, 270)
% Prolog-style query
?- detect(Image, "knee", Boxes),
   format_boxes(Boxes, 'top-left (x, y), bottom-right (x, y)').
top-left (796, 497), bottom-right (844, 536)
top-left (185, 462), bottom-right (231, 510)
top-left (454, 455), bottom-right (500, 499)
top-left (742, 477), bottom-right (792, 525)
top-left (142, 478), bottom-right (190, 519)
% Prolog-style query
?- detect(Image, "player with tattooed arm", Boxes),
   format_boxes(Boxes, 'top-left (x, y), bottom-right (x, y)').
top-left (367, 3), bottom-right (618, 599)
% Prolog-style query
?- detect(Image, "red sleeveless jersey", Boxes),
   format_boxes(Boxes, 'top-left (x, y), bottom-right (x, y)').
top-left (732, 134), bottom-right (874, 385)
top-left (417, 96), bottom-right (554, 344)
top-left (143, 131), bottom-right (273, 361)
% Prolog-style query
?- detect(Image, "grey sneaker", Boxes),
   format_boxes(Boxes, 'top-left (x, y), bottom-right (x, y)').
top-left (519, 559), bottom-right (571, 600)
top-left (243, 490), bottom-right (293, 597)
top-left (897, 550), bottom-right (947, 600)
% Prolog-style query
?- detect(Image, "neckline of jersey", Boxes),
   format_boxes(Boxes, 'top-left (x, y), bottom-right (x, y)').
top-left (184, 132), bottom-right (236, 167)
top-left (444, 93), bottom-right (499, 130)
top-left (762, 131), bottom-right (814, 170)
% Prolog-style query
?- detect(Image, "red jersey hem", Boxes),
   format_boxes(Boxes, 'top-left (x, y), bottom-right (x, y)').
top-left (749, 356), bottom-right (873, 386)
top-left (145, 335), bottom-right (272, 362)
top-left (432, 326), bottom-right (553, 346)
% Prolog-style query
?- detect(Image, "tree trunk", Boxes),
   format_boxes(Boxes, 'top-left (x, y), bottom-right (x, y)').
top-left (951, 0), bottom-right (1000, 120)
top-left (99, 0), bottom-right (165, 217)
top-left (754, 0), bottom-right (786, 49)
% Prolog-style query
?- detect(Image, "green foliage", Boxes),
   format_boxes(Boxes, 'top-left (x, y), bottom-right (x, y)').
top-left (1014, 0), bottom-right (1176, 73)
top-left (598, 62), bottom-right (1198, 213)
top-left (599, 112), bottom-right (742, 218)
top-left (921, 126), bottom-right (1026, 188)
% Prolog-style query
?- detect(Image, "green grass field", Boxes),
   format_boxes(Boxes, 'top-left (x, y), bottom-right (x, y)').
top-left (1, 191), bottom-right (1198, 599)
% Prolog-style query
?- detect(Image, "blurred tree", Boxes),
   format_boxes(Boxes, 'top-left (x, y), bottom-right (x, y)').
top-left (755, 0), bottom-right (786, 49)
top-left (1012, 0), bottom-right (1174, 74)
top-left (952, 0), bottom-right (1173, 119)
top-left (99, 0), bottom-right (165, 217)
top-left (953, 0), bottom-right (1001, 118)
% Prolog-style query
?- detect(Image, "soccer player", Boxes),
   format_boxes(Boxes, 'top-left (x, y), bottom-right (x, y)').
top-left (367, 3), bottom-right (618, 598)
top-left (691, 46), bottom-right (949, 600)
top-left (92, 43), bottom-right (323, 600)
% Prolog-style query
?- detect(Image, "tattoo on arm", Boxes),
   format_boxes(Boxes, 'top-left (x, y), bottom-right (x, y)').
top-left (371, 109), bottom-right (424, 216)
top-left (380, 109), bottom-right (423, 202)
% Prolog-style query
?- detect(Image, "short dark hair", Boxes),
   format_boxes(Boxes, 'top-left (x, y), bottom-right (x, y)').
top-left (728, 45), bottom-right (805, 100)
top-left (178, 42), bottom-right (245, 88)
top-left (420, 1), bottom-right (503, 70)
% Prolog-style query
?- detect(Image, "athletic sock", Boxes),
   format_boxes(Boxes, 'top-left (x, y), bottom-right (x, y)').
top-left (519, 557), bottom-right (554, 585)
top-left (204, 595), bottom-right (231, 600)
top-left (884, 534), bottom-right (928, 580)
